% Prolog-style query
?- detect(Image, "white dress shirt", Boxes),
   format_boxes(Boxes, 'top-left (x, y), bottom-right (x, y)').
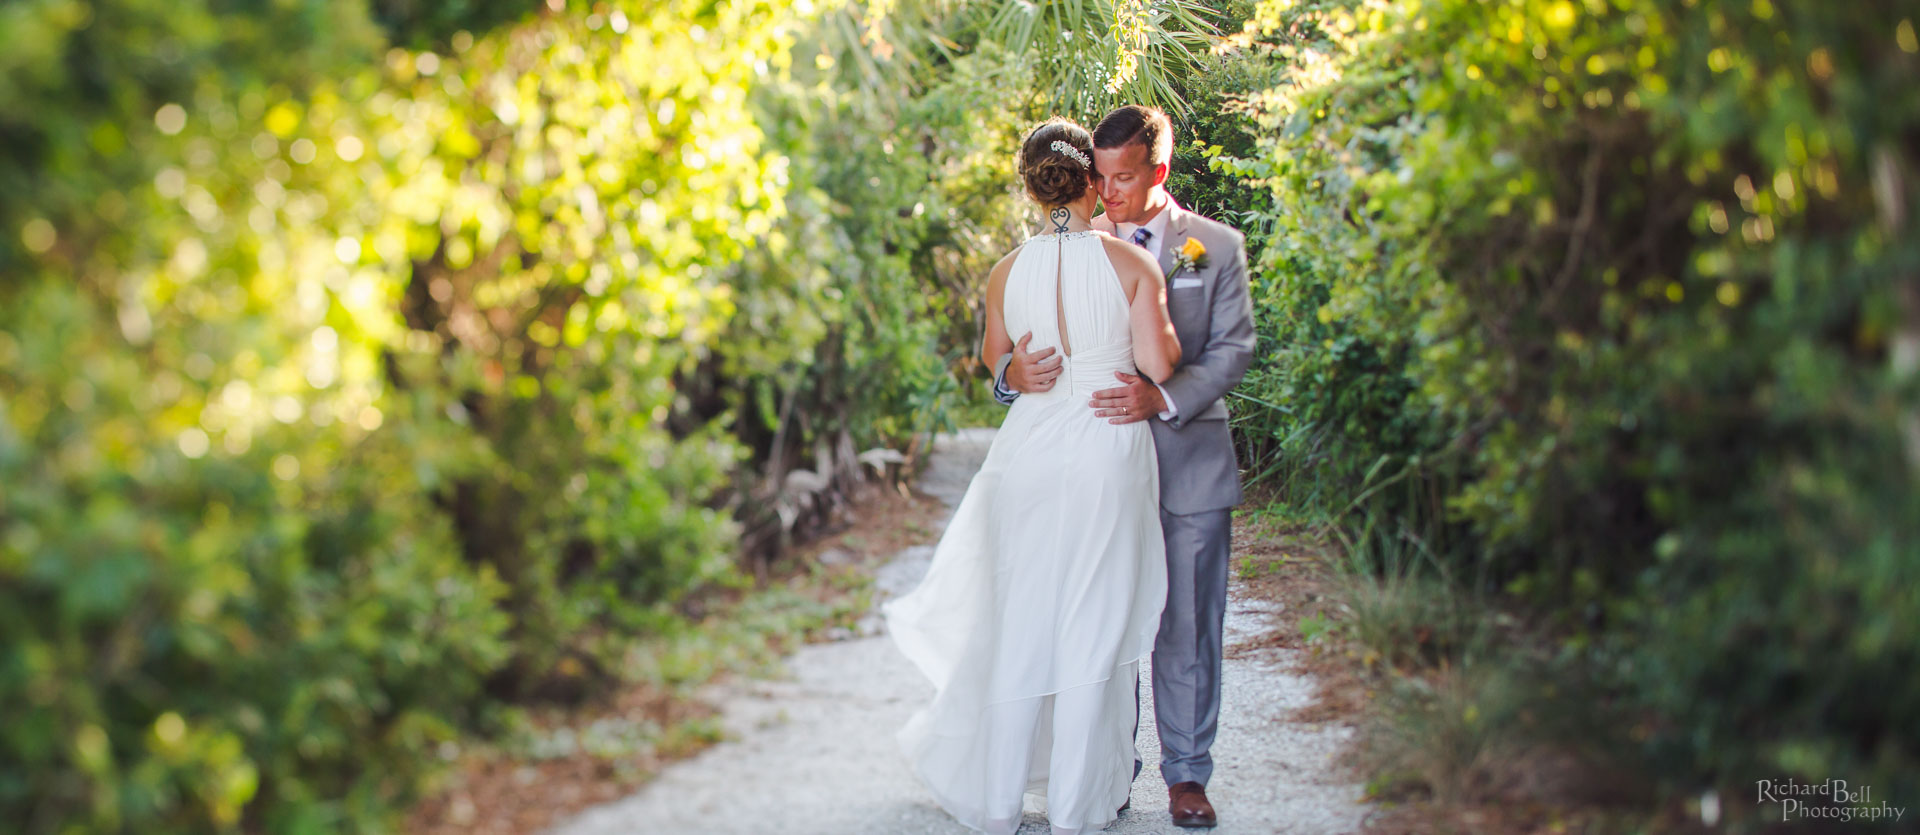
top-left (1113, 204), bottom-right (1174, 262)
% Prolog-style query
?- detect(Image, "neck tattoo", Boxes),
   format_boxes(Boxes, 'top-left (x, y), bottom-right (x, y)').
top-left (1049, 206), bottom-right (1071, 233)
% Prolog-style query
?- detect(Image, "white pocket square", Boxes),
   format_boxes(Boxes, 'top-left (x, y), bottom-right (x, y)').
top-left (1171, 277), bottom-right (1203, 289)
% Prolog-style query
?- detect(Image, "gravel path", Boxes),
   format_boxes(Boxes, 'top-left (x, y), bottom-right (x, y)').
top-left (551, 429), bottom-right (1367, 835)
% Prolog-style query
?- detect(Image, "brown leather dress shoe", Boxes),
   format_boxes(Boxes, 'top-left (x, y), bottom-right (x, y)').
top-left (1169, 781), bottom-right (1217, 828)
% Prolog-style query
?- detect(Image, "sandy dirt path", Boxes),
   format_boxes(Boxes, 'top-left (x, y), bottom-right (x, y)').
top-left (551, 429), bottom-right (1367, 835)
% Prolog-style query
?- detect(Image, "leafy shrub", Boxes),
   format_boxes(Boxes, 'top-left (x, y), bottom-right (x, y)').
top-left (1233, 0), bottom-right (1920, 810)
top-left (3, 0), bottom-right (1240, 824)
top-left (0, 0), bottom-right (1021, 829)
top-left (0, 269), bottom-right (510, 833)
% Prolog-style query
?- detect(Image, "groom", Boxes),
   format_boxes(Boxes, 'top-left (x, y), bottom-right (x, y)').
top-left (993, 104), bottom-right (1256, 828)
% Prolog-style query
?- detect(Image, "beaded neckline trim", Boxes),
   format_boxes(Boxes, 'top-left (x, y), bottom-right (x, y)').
top-left (1030, 230), bottom-right (1098, 241)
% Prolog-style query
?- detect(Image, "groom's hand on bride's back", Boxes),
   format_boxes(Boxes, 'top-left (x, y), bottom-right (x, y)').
top-left (1006, 333), bottom-right (1063, 392)
top-left (1090, 371), bottom-right (1164, 425)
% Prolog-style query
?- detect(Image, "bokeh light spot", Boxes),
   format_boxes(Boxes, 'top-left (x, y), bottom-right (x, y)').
top-left (155, 103), bottom-right (187, 135)
top-left (178, 428), bottom-right (210, 459)
top-left (21, 218), bottom-right (56, 254)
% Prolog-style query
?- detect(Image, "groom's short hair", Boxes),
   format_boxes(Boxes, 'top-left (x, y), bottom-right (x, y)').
top-left (1092, 105), bottom-right (1173, 166)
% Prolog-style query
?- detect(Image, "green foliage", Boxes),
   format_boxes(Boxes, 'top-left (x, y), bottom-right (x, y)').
top-left (334, 0), bottom-right (803, 688)
top-left (3, 0), bottom-right (1238, 827)
top-left (0, 266), bottom-right (511, 833)
top-left (1297, 610), bottom-right (1335, 645)
top-left (0, 0), bottom-right (1004, 830)
top-left (1164, 0), bottom-right (1287, 230)
top-left (972, 0), bottom-right (1219, 119)
top-left (2, 2), bottom-right (516, 830)
top-left (1233, 0), bottom-right (1920, 810)
top-left (367, 0), bottom-right (537, 49)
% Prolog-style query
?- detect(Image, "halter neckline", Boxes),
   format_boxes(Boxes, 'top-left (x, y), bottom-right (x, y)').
top-left (1030, 230), bottom-right (1099, 242)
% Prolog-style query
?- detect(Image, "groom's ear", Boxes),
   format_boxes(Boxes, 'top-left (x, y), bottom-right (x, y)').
top-left (1151, 162), bottom-right (1170, 188)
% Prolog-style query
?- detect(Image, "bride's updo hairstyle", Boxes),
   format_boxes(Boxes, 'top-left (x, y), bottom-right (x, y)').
top-left (1017, 118), bottom-right (1094, 207)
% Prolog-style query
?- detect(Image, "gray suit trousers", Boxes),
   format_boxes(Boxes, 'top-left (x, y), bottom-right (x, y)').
top-left (1146, 506), bottom-right (1231, 787)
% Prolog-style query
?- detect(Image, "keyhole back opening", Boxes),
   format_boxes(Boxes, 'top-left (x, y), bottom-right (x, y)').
top-left (1055, 237), bottom-right (1074, 359)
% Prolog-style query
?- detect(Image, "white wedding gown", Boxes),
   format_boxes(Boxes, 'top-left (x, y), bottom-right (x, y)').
top-left (885, 231), bottom-right (1168, 835)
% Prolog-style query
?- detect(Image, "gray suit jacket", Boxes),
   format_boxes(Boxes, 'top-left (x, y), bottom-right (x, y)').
top-left (995, 201), bottom-right (1255, 515)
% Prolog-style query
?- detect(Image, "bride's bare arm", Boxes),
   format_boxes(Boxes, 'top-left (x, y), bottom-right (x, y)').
top-left (980, 248), bottom-right (1023, 372)
top-left (1103, 239), bottom-right (1180, 382)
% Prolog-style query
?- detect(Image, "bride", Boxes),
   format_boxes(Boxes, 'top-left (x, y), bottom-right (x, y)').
top-left (885, 118), bottom-right (1181, 835)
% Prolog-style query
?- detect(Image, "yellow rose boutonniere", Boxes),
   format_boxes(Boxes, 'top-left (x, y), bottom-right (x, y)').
top-left (1168, 237), bottom-right (1209, 278)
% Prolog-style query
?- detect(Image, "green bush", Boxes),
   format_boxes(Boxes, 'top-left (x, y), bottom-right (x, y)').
top-left (2, 3), bottom-right (514, 830)
top-left (0, 274), bottom-right (511, 833)
top-left (0, 0), bottom-right (1012, 829)
top-left (1233, 0), bottom-right (1920, 812)
top-left (2, 0), bottom-right (1234, 824)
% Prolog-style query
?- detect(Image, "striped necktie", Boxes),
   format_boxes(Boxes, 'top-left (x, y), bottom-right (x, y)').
top-left (1131, 228), bottom-right (1152, 248)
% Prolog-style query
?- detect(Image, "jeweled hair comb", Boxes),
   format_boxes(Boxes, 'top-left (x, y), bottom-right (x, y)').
top-left (1049, 139), bottom-right (1091, 168)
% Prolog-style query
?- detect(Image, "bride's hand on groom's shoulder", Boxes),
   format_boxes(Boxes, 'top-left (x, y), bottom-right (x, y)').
top-left (1090, 371), bottom-right (1163, 425)
top-left (1007, 333), bottom-right (1063, 393)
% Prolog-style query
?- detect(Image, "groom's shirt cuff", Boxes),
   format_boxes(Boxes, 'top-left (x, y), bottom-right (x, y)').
top-left (1156, 382), bottom-right (1178, 421)
top-left (993, 353), bottom-right (1018, 402)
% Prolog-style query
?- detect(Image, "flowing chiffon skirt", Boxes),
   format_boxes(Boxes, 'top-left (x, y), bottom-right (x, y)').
top-left (885, 232), bottom-right (1168, 834)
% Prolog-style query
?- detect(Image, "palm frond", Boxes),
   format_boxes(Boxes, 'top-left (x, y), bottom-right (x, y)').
top-left (971, 0), bottom-right (1219, 119)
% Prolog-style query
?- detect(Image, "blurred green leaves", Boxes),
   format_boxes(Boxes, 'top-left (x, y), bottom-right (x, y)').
top-left (976, 0), bottom-right (1218, 118)
top-left (1224, 0), bottom-right (1920, 809)
top-left (0, 0), bottom-right (1022, 830)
